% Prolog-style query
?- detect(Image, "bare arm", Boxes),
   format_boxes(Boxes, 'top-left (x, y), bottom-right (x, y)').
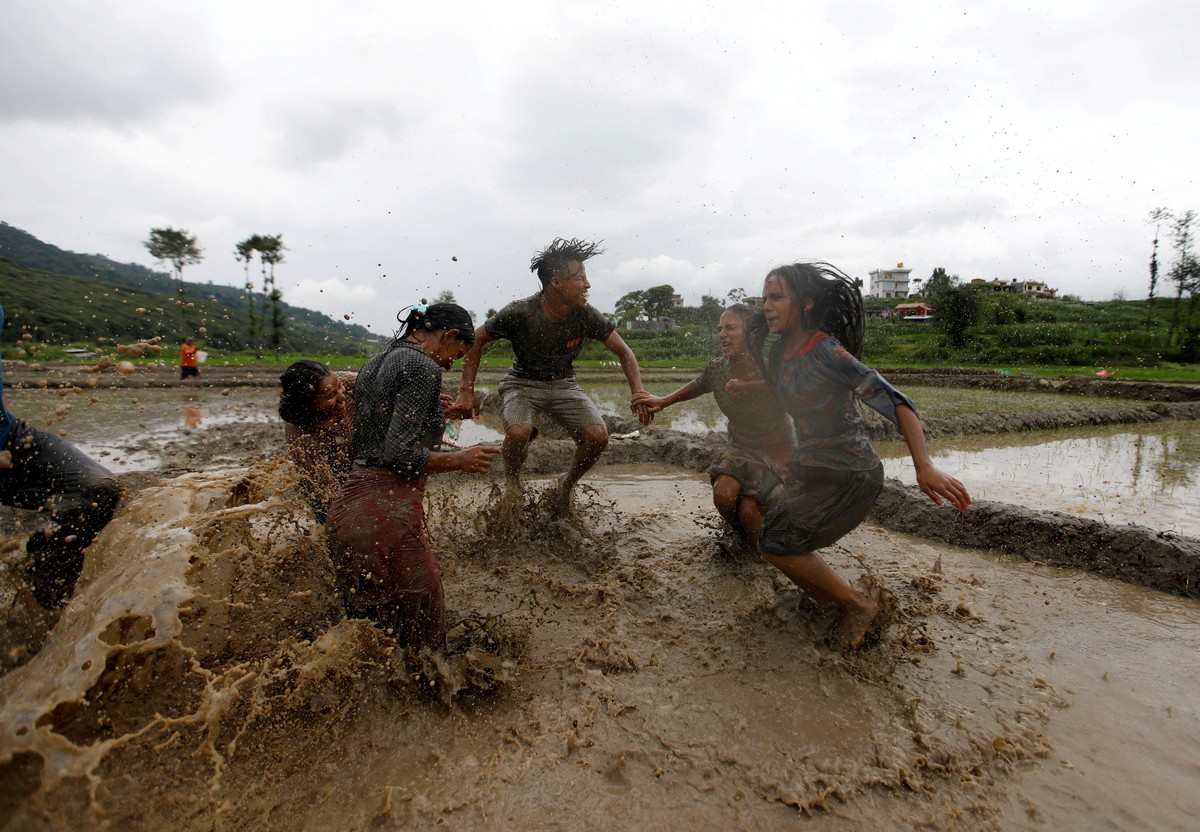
top-left (604, 331), bottom-right (651, 424)
top-left (895, 404), bottom-right (971, 512)
top-left (423, 445), bottom-right (501, 474)
top-left (632, 379), bottom-right (705, 414)
top-left (452, 325), bottom-right (494, 417)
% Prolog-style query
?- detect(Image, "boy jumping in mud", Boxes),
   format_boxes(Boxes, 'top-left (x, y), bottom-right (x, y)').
top-left (453, 238), bottom-right (650, 510)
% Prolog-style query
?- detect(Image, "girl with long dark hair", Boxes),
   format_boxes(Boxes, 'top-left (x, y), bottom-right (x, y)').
top-left (744, 262), bottom-right (971, 649)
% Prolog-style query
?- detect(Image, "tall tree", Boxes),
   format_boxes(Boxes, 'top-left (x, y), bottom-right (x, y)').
top-left (434, 290), bottom-right (456, 304)
top-left (258, 235), bottom-right (286, 351)
top-left (1168, 210), bottom-right (1196, 344)
top-left (234, 236), bottom-right (260, 349)
top-left (642, 284), bottom-right (677, 319)
top-left (615, 290), bottom-right (646, 320)
top-left (144, 227), bottom-right (203, 331)
top-left (1147, 207), bottom-right (1171, 325)
top-left (924, 267), bottom-right (953, 297)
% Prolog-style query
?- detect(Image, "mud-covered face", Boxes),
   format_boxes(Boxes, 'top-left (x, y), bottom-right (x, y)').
top-left (716, 311), bottom-right (746, 358)
top-left (554, 260), bottom-right (590, 309)
top-left (762, 275), bottom-right (802, 335)
top-left (313, 373), bottom-right (346, 422)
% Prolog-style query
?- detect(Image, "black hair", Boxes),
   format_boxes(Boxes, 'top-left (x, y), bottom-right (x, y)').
top-left (529, 238), bottom-right (604, 287)
top-left (395, 301), bottom-right (475, 346)
top-left (745, 261), bottom-right (866, 371)
top-left (279, 359), bottom-right (332, 428)
top-left (723, 302), bottom-right (756, 323)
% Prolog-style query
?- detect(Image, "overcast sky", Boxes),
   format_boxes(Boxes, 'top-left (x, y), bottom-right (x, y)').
top-left (3, 0), bottom-right (1198, 334)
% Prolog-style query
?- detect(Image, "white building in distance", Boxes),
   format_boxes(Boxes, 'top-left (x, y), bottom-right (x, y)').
top-left (868, 263), bottom-right (913, 298)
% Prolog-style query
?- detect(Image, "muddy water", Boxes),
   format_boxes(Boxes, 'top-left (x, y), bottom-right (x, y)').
top-left (3, 387), bottom-right (502, 473)
top-left (879, 424), bottom-right (1200, 537)
top-left (1, 460), bottom-right (1197, 830)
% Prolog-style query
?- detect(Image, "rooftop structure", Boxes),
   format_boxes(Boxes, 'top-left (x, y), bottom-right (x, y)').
top-left (868, 263), bottom-right (912, 299)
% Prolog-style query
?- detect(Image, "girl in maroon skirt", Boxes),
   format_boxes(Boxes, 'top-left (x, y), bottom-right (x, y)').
top-left (326, 303), bottom-right (499, 651)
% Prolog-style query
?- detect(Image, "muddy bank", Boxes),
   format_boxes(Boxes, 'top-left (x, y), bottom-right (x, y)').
top-left (880, 368), bottom-right (1200, 403)
top-left (882, 400), bottom-right (1200, 441)
top-left (871, 483), bottom-right (1200, 598)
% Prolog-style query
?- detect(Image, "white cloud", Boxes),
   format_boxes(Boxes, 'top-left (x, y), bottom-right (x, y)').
top-left (1, 0), bottom-right (1198, 334)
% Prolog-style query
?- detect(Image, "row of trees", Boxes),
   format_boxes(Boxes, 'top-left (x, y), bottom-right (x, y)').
top-left (143, 227), bottom-right (288, 353)
top-left (1146, 208), bottom-right (1199, 354)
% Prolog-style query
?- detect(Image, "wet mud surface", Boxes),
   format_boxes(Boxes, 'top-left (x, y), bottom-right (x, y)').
top-left (1, 369), bottom-right (1199, 829)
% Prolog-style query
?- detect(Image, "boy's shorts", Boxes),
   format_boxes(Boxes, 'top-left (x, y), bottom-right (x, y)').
top-left (497, 376), bottom-right (605, 439)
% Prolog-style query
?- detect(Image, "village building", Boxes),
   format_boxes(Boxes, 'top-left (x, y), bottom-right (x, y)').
top-left (895, 302), bottom-right (934, 320)
top-left (867, 263), bottom-right (913, 298)
top-left (969, 278), bottom-right (1058, 299)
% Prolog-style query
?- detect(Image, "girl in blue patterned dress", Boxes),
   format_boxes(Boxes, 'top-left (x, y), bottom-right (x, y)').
top-left (744, 263), bottom-right (971, 649)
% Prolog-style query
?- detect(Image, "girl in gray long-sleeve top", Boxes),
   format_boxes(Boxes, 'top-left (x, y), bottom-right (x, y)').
top-left (326, 303), bottom-right (500, 652)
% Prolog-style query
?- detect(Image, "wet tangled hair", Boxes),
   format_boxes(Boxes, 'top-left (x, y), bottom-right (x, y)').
top-left (395, 301), bottom-right (476, 346)
top-left (745, 261), bottom-right (866, 372)
top-left (279, 359), bottom-right (332, 428)
top-left (723, 302), bottom-right (756, 323)
top-left (530, 238), bottom-right (604, 287)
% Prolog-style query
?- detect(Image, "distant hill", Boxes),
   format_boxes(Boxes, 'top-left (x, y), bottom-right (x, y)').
top-left (0, 221), bottom-right (381, 354)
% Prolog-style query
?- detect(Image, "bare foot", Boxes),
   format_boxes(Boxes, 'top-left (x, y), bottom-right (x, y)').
top-left (836, 590), bottom-right (881, 651)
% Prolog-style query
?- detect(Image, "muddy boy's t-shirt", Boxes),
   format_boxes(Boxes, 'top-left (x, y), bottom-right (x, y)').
top-left (485, 294), bottom-right (615, 381)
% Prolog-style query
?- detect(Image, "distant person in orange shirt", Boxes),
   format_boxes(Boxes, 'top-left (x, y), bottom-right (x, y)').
top-left (180, 337), bottom-right (199, 379)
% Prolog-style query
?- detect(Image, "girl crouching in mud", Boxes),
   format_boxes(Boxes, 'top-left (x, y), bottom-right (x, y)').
top-left (278, 360), bottom-right (357, 522)
top-left (633, 304), bottom-right (794, 542)
top-left (327, 303), bottom-right (500, 651)
top-left (744, 262), bottom-right (971, 649)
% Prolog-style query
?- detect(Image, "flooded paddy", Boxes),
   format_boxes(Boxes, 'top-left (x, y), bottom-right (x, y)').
top-left (879, 424), bottom-right (1200, 537)
top-left (1, 369), bottom-right (1198, 830)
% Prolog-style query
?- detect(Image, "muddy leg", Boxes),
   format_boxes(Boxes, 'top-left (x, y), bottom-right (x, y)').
top-left (712, 475), bottom-right (743, 533)
top-left (761, 550), bottom-right (879, 649)
top-left (555, 424), bottom-right (607, 509)
top-left (736, 496), bottom-right (763, 545)
top-left (502, 424), bottom-right (534, 493)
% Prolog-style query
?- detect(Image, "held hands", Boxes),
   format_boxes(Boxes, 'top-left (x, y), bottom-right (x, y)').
top-left (629, 391), bottom-right (656, 426)
top-left (915, 464), bottom-right (972, 513)
top-left (450, 390), bottom-right (480, 420)
top-left (456, 445), bottom-right (501, 473)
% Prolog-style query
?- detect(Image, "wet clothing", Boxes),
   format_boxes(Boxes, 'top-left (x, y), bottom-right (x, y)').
top-left (761, 332), bottom-right (916, 472)
top-left (328, 339), bottom-right (448, 650)
top-left (758, 463), bottom-right (884, 556)
top-left (351, 342), bottom-right (445, 475)
top-left (695, 358), bottom-right (792, 449)
top-left (755, 331), bottom-right (914, 555)
top-left (695, 357), bottom-right (796, 504)
top-left (326, 467), bottom-right (444, 650)
top-left (497, 376), bottom-right (605, 436)
top-left (485, 295), bottom-right (614, 381)
top-left (0, 303), bottom-right (120, 607)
